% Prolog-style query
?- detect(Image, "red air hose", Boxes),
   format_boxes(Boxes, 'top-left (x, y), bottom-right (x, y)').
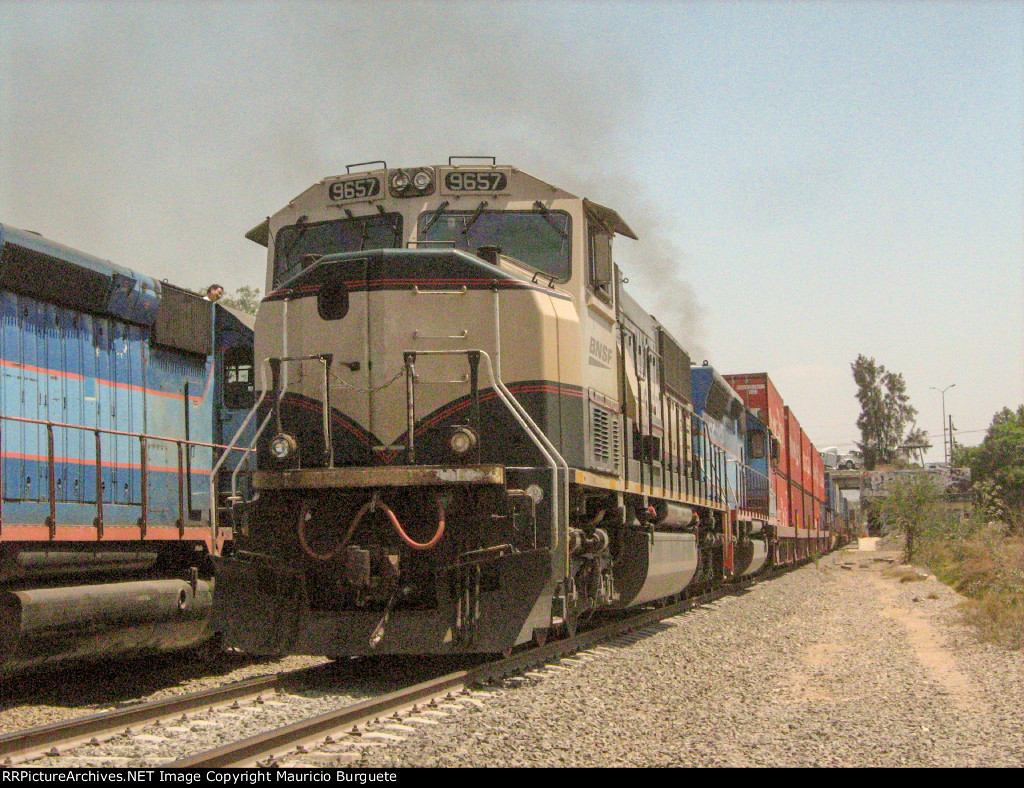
top-left (299, 495), bottom-right (446, 559)
top-left (379, 500), bottom-right (446, 550)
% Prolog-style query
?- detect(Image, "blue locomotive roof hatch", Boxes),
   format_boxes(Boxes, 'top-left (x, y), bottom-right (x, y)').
top-left (0, 222), bottom-right (161, 325)
top-left (691, 363), bottom-right (746, 423)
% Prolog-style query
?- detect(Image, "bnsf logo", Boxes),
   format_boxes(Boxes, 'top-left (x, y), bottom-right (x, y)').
top-left (589, 337), bottom-right (614, 368)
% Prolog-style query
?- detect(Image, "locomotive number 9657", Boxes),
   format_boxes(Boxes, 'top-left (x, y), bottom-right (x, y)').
top-left (328, 177), bottom-right (381, 201)
top-left (443, 171), bottom-right (508, 193)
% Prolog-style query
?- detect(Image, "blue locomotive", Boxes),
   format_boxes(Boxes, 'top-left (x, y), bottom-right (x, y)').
top-left (0, 223), bottom-right (253, 673)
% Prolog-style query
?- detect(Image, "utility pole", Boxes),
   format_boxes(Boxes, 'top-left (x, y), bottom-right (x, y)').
top-left (930, 384), bottom-right (956, 464)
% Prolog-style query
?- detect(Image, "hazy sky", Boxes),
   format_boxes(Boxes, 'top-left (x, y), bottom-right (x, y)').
top-left (2, 0), bottom-right (1021, 460)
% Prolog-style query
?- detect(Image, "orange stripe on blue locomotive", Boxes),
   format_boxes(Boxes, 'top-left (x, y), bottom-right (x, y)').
top-left (0, 222), bottom-right (251, 541)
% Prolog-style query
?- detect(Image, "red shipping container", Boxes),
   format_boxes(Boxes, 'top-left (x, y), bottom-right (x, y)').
top-left (786, 407), bottom-right (803, 490)
top-left (725, 373), bottom-right (786, 447)
top-left (804, 490), bottom-right (817, 536)
top-left (789, 479), bottom-right (804, 532)
top-left (774, 473), bottom-right (791, 535)
top-left (777, 412), bottom-right (790, 485)
top-left (801, 431), bottom-right (814, 494)
top-left (812, 444), bottom-right (825, 501)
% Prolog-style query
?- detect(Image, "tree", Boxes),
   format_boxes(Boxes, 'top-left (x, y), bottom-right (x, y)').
top-left (877, 473), bottom-right (942, 563)
top-left (851, 355), bottom-right (918, 469)
top-left (902, 424), bottom-right (932, 467)
top-left (220, 285), bottom-right (261, 315)
top-left (960, 405), bottom-right (1024, 528)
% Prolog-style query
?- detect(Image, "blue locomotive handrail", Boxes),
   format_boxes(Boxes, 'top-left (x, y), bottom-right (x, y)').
top-left (0, 412), bottom-right (251, 542)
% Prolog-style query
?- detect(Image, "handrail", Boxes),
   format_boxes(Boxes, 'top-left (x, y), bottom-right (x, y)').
top-left (0, 413), bottom-right (251, 450)
top-left (402, 349), bottom-right (569, 572)
top-left (209, 358), bottom-right (281, 556)
top-left (0, 412), bottom-right (252, 541)
top-left (211, 352), bottom-right (341, 554)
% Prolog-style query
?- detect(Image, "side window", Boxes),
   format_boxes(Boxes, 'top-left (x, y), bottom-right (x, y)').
top-left (588, 225), bottom-right (613, 301)
top-left (223, 345), bottom-right (255, 410)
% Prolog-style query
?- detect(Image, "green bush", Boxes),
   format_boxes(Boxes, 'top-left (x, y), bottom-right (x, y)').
top-left (877, 477), bottom-right (1024, 649)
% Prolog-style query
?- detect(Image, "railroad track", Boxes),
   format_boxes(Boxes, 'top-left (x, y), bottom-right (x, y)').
top-left (2, 572), bottom-right (771, 768)
top-left (170, 576), bottom-right (769, 767)
top-left (0, 662), bottom-right (346, 766)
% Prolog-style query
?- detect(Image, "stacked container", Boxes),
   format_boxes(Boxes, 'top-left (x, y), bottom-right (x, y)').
top-left (726, 372), bottom-right (833, 562)
top-left (725, 373), bottom-right (791, 543)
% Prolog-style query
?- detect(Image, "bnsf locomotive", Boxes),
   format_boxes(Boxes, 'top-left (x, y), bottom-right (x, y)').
top-left (0, 224), bottom-right (254, 673)
top-left (213, 158), bottom-right (852, 657)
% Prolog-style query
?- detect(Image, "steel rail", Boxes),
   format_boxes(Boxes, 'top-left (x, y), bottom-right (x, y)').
top-left (169, 671), bottom-right (476, 768)
top-left (168, 572), bottom-right (775, 768)
top-left (1, 565), bottom-right (789, 768)
top-left (0, 663), bottom-right (333, 765)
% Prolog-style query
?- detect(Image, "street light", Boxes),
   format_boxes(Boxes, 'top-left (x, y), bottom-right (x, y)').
top-left (930, 384), bottom-right (956, 464)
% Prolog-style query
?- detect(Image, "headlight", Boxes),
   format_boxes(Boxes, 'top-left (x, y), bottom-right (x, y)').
top-left (391, 171), bottom-right (411, 190)
top-left (449, 426), bottom-right (478, 456)
top-left (389, 167), bottom-right (435, 197)
top-left (269, 433), bottom-right (298, 461)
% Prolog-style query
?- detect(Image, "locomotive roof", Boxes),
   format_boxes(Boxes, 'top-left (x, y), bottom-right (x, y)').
top-left (0, 222), bottom-right (209, 329)
top-left (0, 222), bottom-right (152, 289)
top-left (245, 163), bottom-right (637, 247)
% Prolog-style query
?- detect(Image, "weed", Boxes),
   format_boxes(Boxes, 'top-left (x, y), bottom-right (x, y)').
top-left (875, 478), bottom-right (1024, 649)
top-left (920, 525), bottom-right (1024, 649)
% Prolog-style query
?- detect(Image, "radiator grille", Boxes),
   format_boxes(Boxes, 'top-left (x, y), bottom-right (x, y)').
top-left (589, 403), bottom-right (621, 473)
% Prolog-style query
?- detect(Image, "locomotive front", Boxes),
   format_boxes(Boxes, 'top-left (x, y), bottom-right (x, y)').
top-left (214, 161), bottom-right (596, 655)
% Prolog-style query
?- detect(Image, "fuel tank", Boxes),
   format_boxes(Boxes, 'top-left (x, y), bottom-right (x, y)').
top-left (613, 529), bottom-right (698, 607)
top-left (0, 551), bottom-right (158, 583)
top-left (0, 578), bottom-right (213, 674)
top-left (734, 538), bottom-right (769, 577)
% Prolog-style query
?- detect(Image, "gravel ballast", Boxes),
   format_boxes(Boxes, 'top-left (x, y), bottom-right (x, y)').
top-left (351, 546), bottom-right (1024, 768)
top-left (0, 655), bottom-right (332, 734)
top-left (5, 542), bottom-right (1024, 767)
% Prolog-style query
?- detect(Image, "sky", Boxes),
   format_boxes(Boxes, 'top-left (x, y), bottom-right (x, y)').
top-left (1, 0), bottom-right (1021, 461)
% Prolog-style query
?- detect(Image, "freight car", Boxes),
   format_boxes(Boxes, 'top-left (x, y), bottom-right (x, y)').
top-left (725, 372), bottom-right (836, 561)
top-left (0, 223), bottom-right (254, 673)
top-left (212, 159), bottom-right (840, 658)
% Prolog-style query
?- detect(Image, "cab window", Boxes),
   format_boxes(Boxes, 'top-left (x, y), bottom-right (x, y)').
top-left (273, 213), bottom-right (402, 287)
top-left (588, 226), bottom-right (613, 301)
top-left (418, 210), bottom-right (571, 281)
top-left (223, 345), bottom-right (255, 410)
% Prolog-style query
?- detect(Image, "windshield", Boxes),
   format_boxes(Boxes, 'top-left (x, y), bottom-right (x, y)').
top-left (273, 213), bottom-right (402, 287)
top-left (417, 210), bottom-right (571, 281)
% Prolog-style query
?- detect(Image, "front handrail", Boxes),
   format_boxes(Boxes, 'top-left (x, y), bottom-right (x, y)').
top-left (0, 412), bottom-right (252, 541)
top-left (210, 358), bottom-right (284, 556)
top-left (402, 349), bottom-right (570, 573)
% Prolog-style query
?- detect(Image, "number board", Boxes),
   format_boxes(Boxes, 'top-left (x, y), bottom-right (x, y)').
top-left (441, 170), bottom-right (510, 195)
top-left (327, 177), bottom-right (382, 202)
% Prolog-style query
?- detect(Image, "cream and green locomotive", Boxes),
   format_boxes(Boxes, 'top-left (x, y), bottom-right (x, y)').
top-left (212, 159), bottom-right (765, 656)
